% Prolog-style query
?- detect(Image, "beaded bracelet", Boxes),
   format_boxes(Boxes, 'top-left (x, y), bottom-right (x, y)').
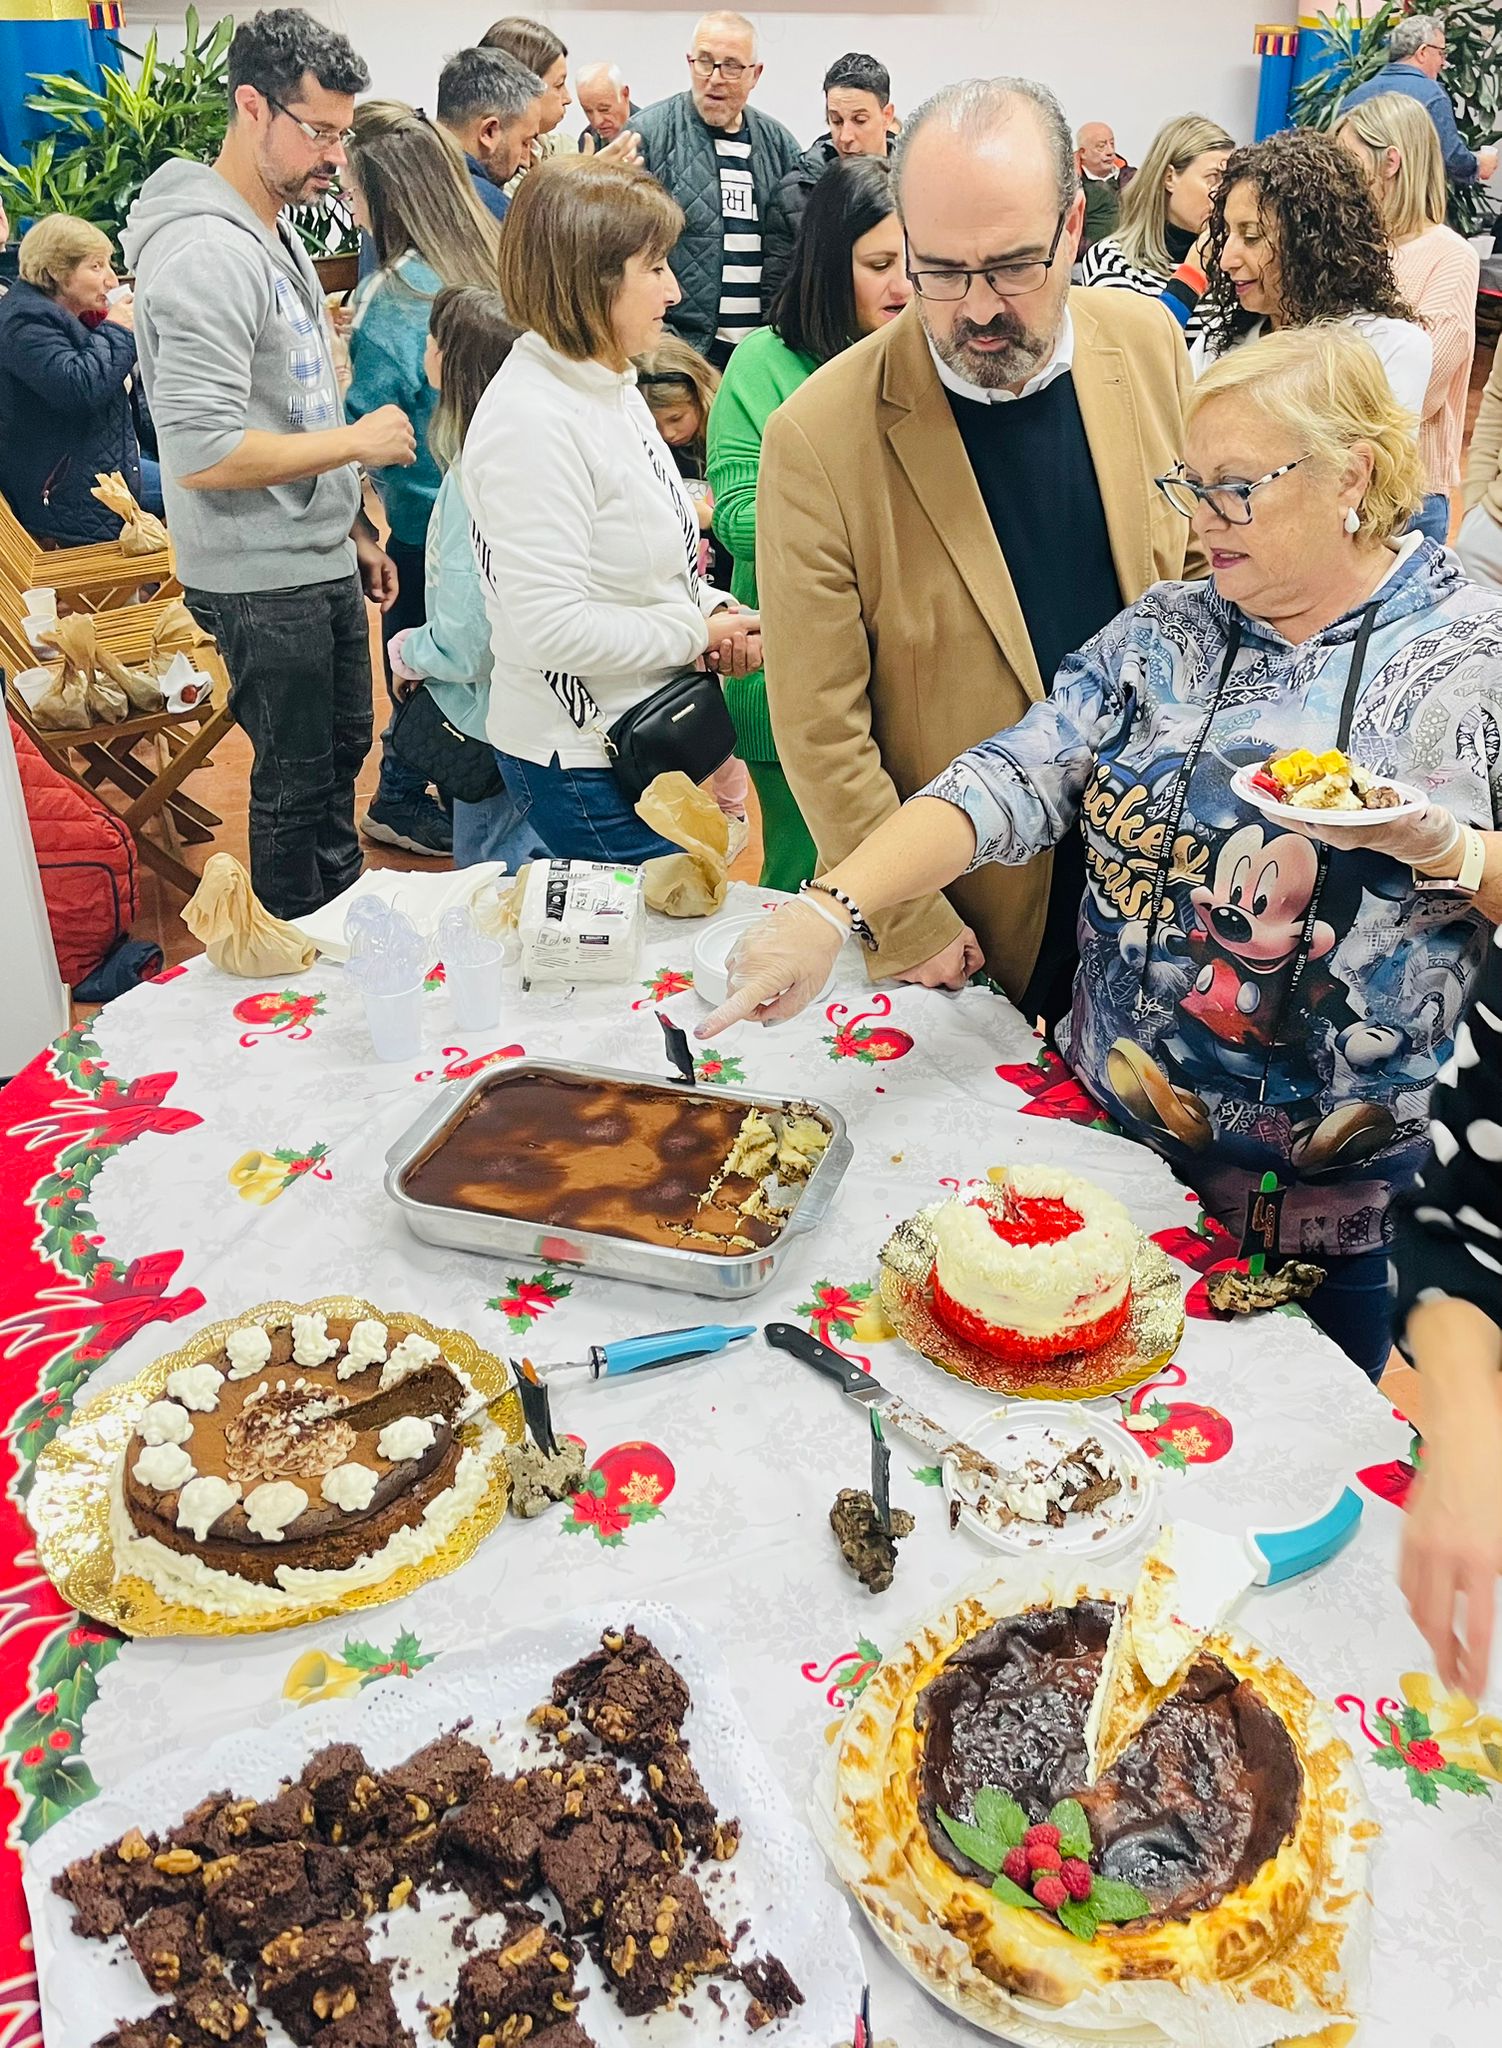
top-left (800, 879), bottom-right (878, 951)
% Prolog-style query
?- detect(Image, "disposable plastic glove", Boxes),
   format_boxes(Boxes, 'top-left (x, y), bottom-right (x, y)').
top-left (1282, 800), bottom-right (1462, 871)
top-left (695, 898), bottom-right (847, 1037)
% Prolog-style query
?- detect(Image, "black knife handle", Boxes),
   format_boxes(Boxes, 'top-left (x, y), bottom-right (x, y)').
top-left (763, 1321), bottom-right (875, 1399)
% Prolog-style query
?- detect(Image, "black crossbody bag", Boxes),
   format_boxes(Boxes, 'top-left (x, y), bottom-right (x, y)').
top-left (388, 685), bottom-right (504, 804)
top-left (603, 667), bottom-right (737, 804)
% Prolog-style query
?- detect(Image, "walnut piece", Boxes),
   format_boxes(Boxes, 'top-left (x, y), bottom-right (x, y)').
top-left (117, 1828), bottom-right (152, 1863)
top-left (387, 1877), bottom-right (414, 1911)
top-left (153, 1848), bottom-right (202, 1875)
top-left (610, 1934), bottom-right (638, 1975)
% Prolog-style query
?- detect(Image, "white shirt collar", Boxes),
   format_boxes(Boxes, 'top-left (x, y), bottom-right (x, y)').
top-left (926, 305), bottom-right (1075, 407)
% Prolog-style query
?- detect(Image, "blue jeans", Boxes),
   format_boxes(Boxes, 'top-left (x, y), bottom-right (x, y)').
top-left (1303, 1249), bottom-right (1393, 1384)
top-left (453, 755), bottom-right (552, 870)
top-left (1410, 492), bottom-right (1450, 545)
top-left (138, 456), bottom-right (164, 519)
top-left (492, 751), bottom-right (679, 864)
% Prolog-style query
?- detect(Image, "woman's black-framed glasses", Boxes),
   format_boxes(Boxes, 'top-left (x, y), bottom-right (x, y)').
top-left (1154, 459), bottom-right (1305, 525)
top-left (266, 93), bottom-right (356, 150)
top-left (905, 209), bottom-right (1070, 301)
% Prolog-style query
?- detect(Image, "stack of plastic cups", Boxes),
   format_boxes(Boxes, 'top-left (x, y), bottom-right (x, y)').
top-left (438, 905), bottom-right (504, 1031)
top-left (345, 900), bottom-right (427, 1060)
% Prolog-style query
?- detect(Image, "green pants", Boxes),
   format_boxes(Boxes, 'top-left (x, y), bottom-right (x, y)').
top-left (747, 758), bottom-right (817, 893)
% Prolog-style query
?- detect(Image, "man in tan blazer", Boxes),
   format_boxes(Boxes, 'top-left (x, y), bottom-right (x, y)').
top-left (758, 75), bottom-right (1204, 1018)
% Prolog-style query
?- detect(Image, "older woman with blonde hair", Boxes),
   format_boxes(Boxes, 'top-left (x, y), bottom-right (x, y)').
top-left (1081, 113), bottom-right (1234, 344)
top-left (703, 324), bottom-right (1502, 1382)
top-left (461, 159), bottom-right (760, 864)
top-left (1336, 91), bottom-right (1480, 543)
top-left (0, 213), bottom-right (158, 544)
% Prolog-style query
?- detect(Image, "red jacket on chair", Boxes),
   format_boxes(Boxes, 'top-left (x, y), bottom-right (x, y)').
top-left (10, 717), bottom-right (138, 986)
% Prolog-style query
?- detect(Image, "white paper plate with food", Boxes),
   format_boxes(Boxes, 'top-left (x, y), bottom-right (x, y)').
top-left (942, 1401), bottom-right (1158, 1561)
top-left (1230, 759), bottom-right (1427, 826)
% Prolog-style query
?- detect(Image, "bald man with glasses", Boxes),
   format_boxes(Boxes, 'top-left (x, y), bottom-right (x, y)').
top-left (633, 10), bottom-right (799, 365)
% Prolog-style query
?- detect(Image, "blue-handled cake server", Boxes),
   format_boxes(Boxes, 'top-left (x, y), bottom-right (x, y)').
top-left (545, 1323), bottom-right (756, 1381)
top-left (1244, 1483), bottom-right (1363, 1586)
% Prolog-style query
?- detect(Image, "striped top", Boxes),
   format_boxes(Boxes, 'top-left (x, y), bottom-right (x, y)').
top-left (715, 134), bottom-right (761, 351)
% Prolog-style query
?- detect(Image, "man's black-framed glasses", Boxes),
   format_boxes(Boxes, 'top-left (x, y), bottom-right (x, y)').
top-left (1154, 459), bottom-right (1306, 525)
top-left (266, 93), bottom-right (356, 149)
top-left (906, 209), bottom-right (1070, 301)
top-left (689, 53), bottom-right (750, 80)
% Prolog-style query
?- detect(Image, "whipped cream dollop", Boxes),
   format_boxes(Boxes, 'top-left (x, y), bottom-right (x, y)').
top-left (139, 1400), bottom-right (193, 1448)
top-left (321, 1462), bottom-right (380, 1513)
top-left (337, 1317), bottom-right (389, 1380)
top-left (175, 1475), bottom-right (241, 1541)
top-left (291, 1312), bottom-right (339, 1368)
top-left (164, 1363), bottom-right (224, 1413)
top-left (378, 1332), bottom-right (441, 1391)
top-left (133, 1442), bottom-right (195, 1492)
top-left (224, 1326), bottom-right (273, 1380)
top-left (378, 1415), bottom-right (437, 1463)
top-left (243, 1481), bottom-right (309, 1541)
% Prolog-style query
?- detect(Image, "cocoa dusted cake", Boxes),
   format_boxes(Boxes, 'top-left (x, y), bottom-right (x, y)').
top-left (111, 1309), bottom-right (510, 1618)
top-left (400, 1069), bottom-right (831, 1255)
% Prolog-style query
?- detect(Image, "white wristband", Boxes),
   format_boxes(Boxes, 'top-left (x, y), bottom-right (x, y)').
top-left (792, 893), bottom-right (852, 943)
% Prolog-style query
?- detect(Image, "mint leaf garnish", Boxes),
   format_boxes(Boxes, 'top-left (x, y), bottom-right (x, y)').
top-left (1087, 1876), bottom-right (1152, 1923)
top-left (937, 1806), bottom-right (1006, 1873)
top-left (990, 1871), bottom-right (1047, 1913)
top-left (973, 1787), bottom-right (1028, 1849)
top-left (1048, 1797), bottom-right (1092, 1861)
top-left (1057, 1897), bottom-right (1102, 1942)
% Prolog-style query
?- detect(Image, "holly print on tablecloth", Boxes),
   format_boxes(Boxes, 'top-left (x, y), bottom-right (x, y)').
top-left (563, 1441), bottom-right (675, 1547)
top-left (797, 1279), bottom-right (887, 1351)
top-left (633, 967), bottom-right (693, 1009)
top-left (1, 1623), bottom-right (121, 1844)
top-left (424, 963), bottom-right (446, 991)
top-left (228, 1142), bottom-right (332, 1205)
top-left (823, 995), bottom-right (913, 1064)
top-left (232, 989), bottom-right (327, 1046)
top-left (693, 1051), bottom-right (745, 1086)
top-left (283, 1629), bottom-right (437, 1708)
top-left (1337, 1686), bottom-right (1495, 1806)
top-left (1116, 1365), bottom-right (1232, 1471)
top-left (488, 1269), bottom-right (573, 1334)
top-left (801, 1639), bottom-right (882, 1710)
top-left (994, 1044), bottom-right (1112, 1128)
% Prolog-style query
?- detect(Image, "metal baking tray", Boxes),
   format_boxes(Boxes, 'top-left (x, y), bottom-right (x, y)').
top-left (383, 1058), bottom-right (853, 1300)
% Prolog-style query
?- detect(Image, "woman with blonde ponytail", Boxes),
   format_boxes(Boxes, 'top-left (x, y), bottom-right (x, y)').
top-left (1081, 113), bottom-right (1233, 343)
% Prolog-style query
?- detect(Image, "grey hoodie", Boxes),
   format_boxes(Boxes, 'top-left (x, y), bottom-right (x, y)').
top-left (122, 160), bottom-right (359, 593)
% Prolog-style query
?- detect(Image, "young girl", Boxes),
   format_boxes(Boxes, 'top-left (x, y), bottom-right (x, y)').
top-left (635, 336), bottom-right (750, 847)
top-left (387, 286), bottom-right (550, 872)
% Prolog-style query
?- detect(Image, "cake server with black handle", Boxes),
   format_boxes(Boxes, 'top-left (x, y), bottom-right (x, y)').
top-left (764, 1323), bottom-right (1005, 1489)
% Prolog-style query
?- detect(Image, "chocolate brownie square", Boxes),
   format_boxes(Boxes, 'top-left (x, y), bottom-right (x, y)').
top-left (740, 1954), bottom-right (805, 2031)
top-left (601, 1870), bottom-right (728, 2017)
top-left (171, 1792), bottom-right (259, 1861)
top-left (386, 1728), bottom-right (491, 1819)
top-left (55, 1828), bottom-right (198, 1938)
top-left (96, 1975), bottom-right (267, 2048)
top-left (309, 2005), bottom-right (415, 2048)
top-left (452, 1908), bottom-right (581, 2047)
top-left (438, 1770), bottom-right (566, 1912)
top-left (248, 1781), bottom-right (319, 1844)
top-left (641, 1745), bottom-right (728, 1856)
top-left (300, 1744), bottom-right (391, 1844)
top-left (538, 1802), bottom-right (678, 1936)
top-left (256, 1922), bottom-right (394, 2048)
top-left (125, 1902), bottom-right (212, 1995)
top-left (202, 1842), bottom-right (315, 1955)
top-left (550, 1629), bottom-right (690, 1761)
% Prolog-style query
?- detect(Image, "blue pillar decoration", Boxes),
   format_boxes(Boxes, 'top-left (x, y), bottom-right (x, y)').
top-left (1254, 23), bottom-right (1301, 141)
top-left (0, 1), bottom-right (110, 168)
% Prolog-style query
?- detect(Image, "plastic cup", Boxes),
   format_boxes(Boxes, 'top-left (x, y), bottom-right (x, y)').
top-left (447, 953), bottom-right (502, 1031)
top-left (361, 983), bottom-right (423, 1062)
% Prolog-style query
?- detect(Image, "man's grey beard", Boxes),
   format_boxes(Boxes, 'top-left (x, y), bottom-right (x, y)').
top-left (922, 302), bottom-right (1056, 391)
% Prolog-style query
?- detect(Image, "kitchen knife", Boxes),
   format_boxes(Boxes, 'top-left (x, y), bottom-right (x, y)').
top-left (548, 1324), bottom-right (756, 1380)
top-left (763, 1322), bottom-right (1006, 1490)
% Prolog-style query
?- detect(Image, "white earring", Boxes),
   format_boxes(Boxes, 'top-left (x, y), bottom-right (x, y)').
top-left (1343, 506), bottom-right (1361, 535)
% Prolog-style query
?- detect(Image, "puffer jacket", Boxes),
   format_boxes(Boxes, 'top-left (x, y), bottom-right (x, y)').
top-left (0, 280), bottom-right (144, 544)
top-left (633, 91), bottom-right (800, 354)
top-left (11, 716), bottom-right (137, 986)
top-left (922, 538), bottom-right (1502, 1257)
top-left (761, 135), bottom-right (836, 316)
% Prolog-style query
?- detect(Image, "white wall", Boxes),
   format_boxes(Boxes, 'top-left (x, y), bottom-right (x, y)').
top-left (129, 3), bottom-right (1272, 156)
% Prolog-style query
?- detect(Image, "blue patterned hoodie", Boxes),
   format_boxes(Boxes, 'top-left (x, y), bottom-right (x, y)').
top-left (925, 539), bottom-right (1502, 1255)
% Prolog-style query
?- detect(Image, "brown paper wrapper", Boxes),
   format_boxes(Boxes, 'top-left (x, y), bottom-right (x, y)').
top-left (877, 1205), bottom-right (1185, 1399)
top-left (91, 469), bottom-right (171, 556)
top-left (148, 597), bottom-right (210, 670)
top-left (181, 852), bottom-right (316, 975)
top-left (637, 769), bottom-right (730, 916)
top-left (29, 1298), bottom-right (525, 1638)
top-left (37, 615), bottom-right (135, 725)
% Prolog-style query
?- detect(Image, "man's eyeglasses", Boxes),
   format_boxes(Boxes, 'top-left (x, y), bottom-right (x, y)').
top-left (689, 53), bottom-right (750, 81)
top-left (906, 210), bottom-right (1071, 301)
top-left (267, 94), bottom-right (355, 150)
top-left (1154, 459), bottom-right (1305, 524)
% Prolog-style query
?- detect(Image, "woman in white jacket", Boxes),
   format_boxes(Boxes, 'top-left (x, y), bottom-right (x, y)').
top-left (462, 159), bottom-right (760, 863)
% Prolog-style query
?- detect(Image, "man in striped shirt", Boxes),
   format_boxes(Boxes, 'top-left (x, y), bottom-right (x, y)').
top-left (634, 12), bottom-right (799, 367)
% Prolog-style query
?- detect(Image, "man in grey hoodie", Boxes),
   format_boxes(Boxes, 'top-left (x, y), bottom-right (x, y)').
top-left (123, 8), bottom-right (416, 921)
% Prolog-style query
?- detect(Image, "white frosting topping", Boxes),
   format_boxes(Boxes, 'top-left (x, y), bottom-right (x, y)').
top-left (176, 1475), bottom-right (242, 1542)
top-left (164, 1363), bottom-right (224, 1413)
top-left (243, 1481), bottom-right (309, 1541)
top-left (224, 1326), bottom-right (273, 1379)
top-left (291, 1312), bottom-right (339, 1368)
top-left (139, 1400), bottom-right (193, 1447)
top-left (321, 1462), bottom-right (380, 1513)
top-left (932, 1167), bottom-right (1134, 1337)
top-left (338, 1318), bottom-right (389, 1380)
top-left (378, 1332), bottom-right (441, 1390)
top-left (132, 1442), bottom-right (195, 1492)
top-left (378, 1414), bottom-right (437, 1463)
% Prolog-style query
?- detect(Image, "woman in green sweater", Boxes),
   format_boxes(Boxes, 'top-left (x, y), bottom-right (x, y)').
top-left (707, 155), bottom-right (911, 890)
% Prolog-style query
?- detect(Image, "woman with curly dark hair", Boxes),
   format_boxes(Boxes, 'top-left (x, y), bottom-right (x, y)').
top-left (1159, 129), bottom-right (1430, 417)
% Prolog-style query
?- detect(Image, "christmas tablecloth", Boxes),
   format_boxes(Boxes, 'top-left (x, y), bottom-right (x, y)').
top-left (0, 883), bottom-right (1496, 2048)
